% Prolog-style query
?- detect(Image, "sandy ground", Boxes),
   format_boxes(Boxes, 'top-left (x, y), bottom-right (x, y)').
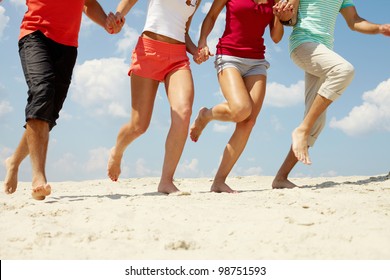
top-left (1, 173), bottom-right (390, 260)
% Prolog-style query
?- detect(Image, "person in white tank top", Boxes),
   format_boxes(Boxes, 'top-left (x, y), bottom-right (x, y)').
top-left (107, 0), bottom-right (204, 194)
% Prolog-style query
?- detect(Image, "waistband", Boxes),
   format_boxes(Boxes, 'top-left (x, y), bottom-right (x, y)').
top-left (138, 36), bottom-right (186, 55)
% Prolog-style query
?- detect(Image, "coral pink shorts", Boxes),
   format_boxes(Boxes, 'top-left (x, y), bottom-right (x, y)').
top-left (129, 36), bottom-right (191, 82)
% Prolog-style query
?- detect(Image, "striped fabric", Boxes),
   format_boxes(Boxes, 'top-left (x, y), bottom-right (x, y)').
top-left (289, 0), bottom-right (355, 53)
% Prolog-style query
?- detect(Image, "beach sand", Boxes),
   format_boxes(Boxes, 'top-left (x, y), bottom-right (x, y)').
top-left (1, 173), bottom-right (390, 260)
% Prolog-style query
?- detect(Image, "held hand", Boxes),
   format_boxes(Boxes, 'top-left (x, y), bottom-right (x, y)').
top-left (273, 1), bottom-right (294, 21)
top-left (105, 12), bottom-right (125, 34)
top-left (379, 24), bottom-right (390, 36)
top-left (197, 45), bottom-right (214, 63)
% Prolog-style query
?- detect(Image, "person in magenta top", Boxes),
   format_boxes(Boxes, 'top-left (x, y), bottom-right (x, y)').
top-left (190, 0), bottom-right (293, 193)
top-left (3, 0), bottom-right (123, 200)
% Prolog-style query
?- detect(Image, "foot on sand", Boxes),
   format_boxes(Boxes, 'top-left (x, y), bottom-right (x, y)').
top-left (292, 127), bottom-right (312, 165)
top-left (211, 182), bottom-right (238, 193)
top-left (272, 177), bottom-right (298, 189)
top-left (4, 157), bottom-right (18, 194)
top-left (190, 107), bottom-right (210, 142)
top-left (158, 181), bottom-right (180, 195)
top-left (107, 147), bottom-right (122, 182)
top-left (31, 184), bottom-right (51, 200)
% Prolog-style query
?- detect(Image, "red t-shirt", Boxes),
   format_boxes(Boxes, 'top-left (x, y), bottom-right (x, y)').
top-left (19, 0), bottom-right (85, 47)
top-left (216, 0), bottom-right (275, 59)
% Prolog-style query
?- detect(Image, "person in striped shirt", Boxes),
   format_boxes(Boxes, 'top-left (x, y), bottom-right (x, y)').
top-left (272, 0), bottom-right (390, 189)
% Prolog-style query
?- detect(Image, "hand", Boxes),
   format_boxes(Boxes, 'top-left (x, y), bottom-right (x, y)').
top-left (105, 12), bottom-right (125, 34)
top-left (273, 0), bottom-right (294, 21)
top-left (193, 45), bottom-right (213, 64)
top-left (379, 24), bottom-right (390, 36)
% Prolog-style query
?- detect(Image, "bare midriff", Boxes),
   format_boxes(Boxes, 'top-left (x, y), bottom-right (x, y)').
top-left (142, 31), bottom-right (184, 45)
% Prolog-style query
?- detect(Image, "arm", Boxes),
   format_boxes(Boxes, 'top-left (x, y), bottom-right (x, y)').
top-left (341, 6), bottom-right (390, 36)
top-left (116, 0), bottom-right (138, 17)
top-left (273, 0), bottom-right (299, 26)
top-left (270, 0), bottom-right (285, 43)
top-left (185, 1), bottom-right (202, 57)
top-left (83, 0), bottom-right (108, 29)
top-left (84, 0), bottom-right (124, 34)
top-left (197, 0), bottom-right (227, 62)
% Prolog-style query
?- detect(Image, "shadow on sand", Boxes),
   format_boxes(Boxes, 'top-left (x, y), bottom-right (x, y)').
top-left (303, 172), bottom-right (390, 189)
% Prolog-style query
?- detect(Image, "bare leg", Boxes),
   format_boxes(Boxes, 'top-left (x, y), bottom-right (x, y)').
top-left (25, 119), bottom-right (51, 200)
top-left (272, 146), bottom-right (299, 189)
top-left (292, 94), bottom-right (331, 165)
top-left (158, 70), bottom-right (194, 194)
top-left (107, 74), bottom-right (159, 181)
top-left (189, 107), bottom-right (211, 142)
top-left (211, 73), bottom-right (266, 193)
top-left (211, 121), bottom-right (252, 193)
top-left (190, 68), bottom-right (252, 142)
top-left (4, 131), bottom-right (29, 194)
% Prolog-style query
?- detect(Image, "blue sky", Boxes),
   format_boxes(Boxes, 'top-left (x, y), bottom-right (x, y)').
top-left (0, 0), bottom-right (389, 183)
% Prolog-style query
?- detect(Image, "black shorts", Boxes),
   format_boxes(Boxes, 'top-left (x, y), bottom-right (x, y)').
top-left (18, 30), bottom-right (78, 129)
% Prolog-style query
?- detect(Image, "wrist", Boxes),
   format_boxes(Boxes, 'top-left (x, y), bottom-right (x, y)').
top-left (280, 18), bottom-right (293, 25)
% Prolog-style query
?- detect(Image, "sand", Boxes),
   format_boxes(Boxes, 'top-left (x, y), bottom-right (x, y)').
top-left (1, 173), bottom-right (390, 260)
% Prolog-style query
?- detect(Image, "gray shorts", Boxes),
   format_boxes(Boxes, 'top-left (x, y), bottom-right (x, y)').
top-left (214, 54), bottom-right (270, 77)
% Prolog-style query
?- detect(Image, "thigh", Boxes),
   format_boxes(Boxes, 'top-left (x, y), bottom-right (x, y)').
top-left (218, 67), bottom-right (252, 107)
top-left (130, 74), bottom-right (159, 125)
top-left (292, 42), bottom-right (349, 78)
top-left (52, 44), bottom-right (78, 120)
top-left (19, 32), bottom-right (56, 97)
top-left (244, 74), bottom-right (267, 118)
top-left (164, 69), bottom-right (194, 111)
top-left (19, 32), bottom-right (58, 126)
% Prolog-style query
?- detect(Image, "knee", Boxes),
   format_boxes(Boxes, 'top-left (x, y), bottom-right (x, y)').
top-left (173, 106), bottom-right (193, 127)
top-left (336, 62), bottom-right (355, 83)
top-left (231, 103), bottom-right (252, 123)
top-left (130, 121), bottom-right (149, 137)
top-left (239, 116), bottom-right (257, 131)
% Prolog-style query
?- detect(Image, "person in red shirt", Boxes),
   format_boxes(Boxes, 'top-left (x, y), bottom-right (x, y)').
top-left (3, 0), bottom-right (123, 200)
top-left (190, 0), bottom-right (293, 193)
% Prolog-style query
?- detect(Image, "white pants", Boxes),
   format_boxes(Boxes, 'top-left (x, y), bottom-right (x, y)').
top-left (291, 42), bottom-right (355, 146)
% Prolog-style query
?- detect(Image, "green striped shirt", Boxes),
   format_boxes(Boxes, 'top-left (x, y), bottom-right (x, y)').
top-left (289, 0), bottom-right (355, 54)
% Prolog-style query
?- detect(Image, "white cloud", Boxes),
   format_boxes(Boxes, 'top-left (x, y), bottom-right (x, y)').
top-left (52, 153), bottom-right (81, 175)
top-left (178, 158), bottom-right (199, 175)
top-left (0, 6), bottom-right (10, 40)
top-left (243, 166), bottom-right (263, 176)
top-left (264, 80), bottom-right (304, 108)
top-left (330, 78), bottom-right (390, 136)
top-left (9, 0), bottom-right (25, 7)
top-left (0, 146), bottom-right (12, 166)
top-left (70, 57), bottom-right (130, 118)
top-left (213, 122), bottom-right (234, 133)
top-left (0, 100), bottom-right (13, 117)
top-left (233, 165), bottom-right (263, 176)
top-left (269, 115), bottom-right (283, 131)
top-left (116, 24), bottom-right (139, 57)
top-left (320, 170), bottom-right (338, 177)
top-left (59, 110), bottom-right (73, 121)
top-left (135, 158), bottom-right (153, 177)
top-left (85, 147), bottom-right (110, 172)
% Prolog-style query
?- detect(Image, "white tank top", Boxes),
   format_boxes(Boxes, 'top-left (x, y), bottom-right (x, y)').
top-left (143, 0), bottom-right (197, 43)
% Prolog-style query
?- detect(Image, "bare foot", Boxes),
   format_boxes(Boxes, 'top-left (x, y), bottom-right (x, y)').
top-left (4, 157), bottom-right (18, 194)
top-left (211, 182), bottom-right (238, 193)
top-left (272, 177), bottom-right (298, 189)
top-left (190, 107), bottom-right (210, 142)
top-left (31, 184), bottom-right (51, 200)
top-left (158, 181), bottom-right (180, 194)
top-left (107, 147), bottom-right (122, 182)
top-left (291, 127), bottom-right (312, 165)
